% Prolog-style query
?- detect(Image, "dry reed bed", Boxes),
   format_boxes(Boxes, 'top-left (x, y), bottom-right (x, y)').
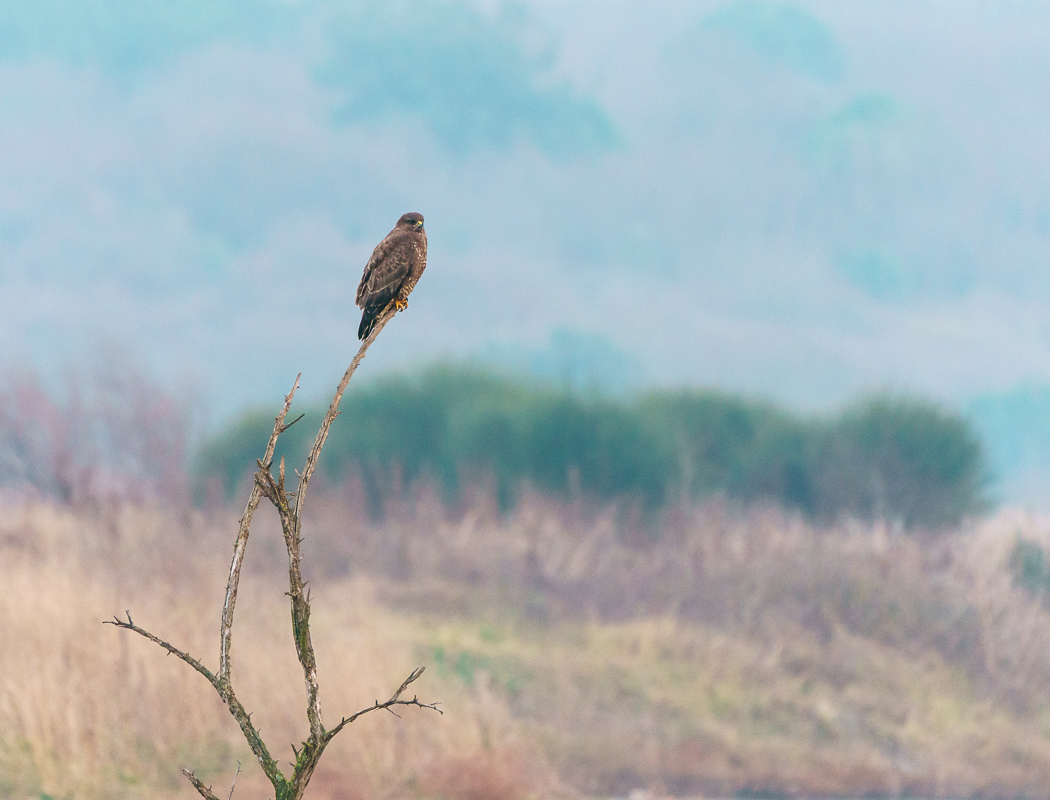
top-left (0, 499), bottom-right (552, 800)
top-left (4, 492), bottom-right (1050, 798)
top-left (296, 489), bottom-right (1050, 796)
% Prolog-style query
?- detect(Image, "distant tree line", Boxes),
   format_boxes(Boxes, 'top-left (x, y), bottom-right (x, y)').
top-left (196, 366), bottom-right (990, 529)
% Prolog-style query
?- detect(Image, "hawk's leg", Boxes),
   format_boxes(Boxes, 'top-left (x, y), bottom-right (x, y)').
top-left (394, 298), bottom-right (408, 312)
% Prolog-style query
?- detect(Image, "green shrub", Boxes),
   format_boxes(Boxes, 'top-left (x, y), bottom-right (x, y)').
top-left (813, 395), bottom-right (989, 528)
top-left (636, 390), bottom-right (818, 510)
top-left (195, 367), bottom-right (990, 528)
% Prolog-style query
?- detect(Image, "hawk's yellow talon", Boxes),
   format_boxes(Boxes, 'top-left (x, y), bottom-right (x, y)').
top-left (394, 298), bottom-right (408, 312)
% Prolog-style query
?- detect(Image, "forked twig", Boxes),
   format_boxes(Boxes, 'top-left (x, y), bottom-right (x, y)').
top-left (325, 666), bottom-right (442, 740)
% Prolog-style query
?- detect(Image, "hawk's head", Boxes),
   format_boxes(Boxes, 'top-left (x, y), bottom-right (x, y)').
top-left (397, 212), bottom-right (425, 232)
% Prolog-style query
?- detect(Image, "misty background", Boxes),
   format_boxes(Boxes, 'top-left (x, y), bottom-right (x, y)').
top-left (1, 1), bottom-right (1049, 506)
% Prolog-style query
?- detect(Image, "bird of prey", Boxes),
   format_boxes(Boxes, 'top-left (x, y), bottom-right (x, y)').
top-left (355, 212), bottom-right (428, 340)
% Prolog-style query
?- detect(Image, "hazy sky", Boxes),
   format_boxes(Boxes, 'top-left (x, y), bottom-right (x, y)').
top-left (2, 1), bottom-right (1050, 500)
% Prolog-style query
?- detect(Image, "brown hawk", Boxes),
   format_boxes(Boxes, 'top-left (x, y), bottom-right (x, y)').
top-left (355, 212), bottom-right (428, 340)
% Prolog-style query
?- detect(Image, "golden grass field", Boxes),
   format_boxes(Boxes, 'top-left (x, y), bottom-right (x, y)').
top-left (5, 489), bottom-right (1050, 799)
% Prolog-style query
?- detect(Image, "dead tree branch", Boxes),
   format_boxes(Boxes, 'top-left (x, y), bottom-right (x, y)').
top-left (105, 610), bottom-right (217, 687)
top-left (227, 762), bottom-right (241, 800)
top-left (108, 305), bottom-right (437, 800)
top-left (325, 665), bottom-right (442, 740)
top-left (221, 374), bottom-right (301, 688)
top-left (181, 769), bottom-right (222, 800)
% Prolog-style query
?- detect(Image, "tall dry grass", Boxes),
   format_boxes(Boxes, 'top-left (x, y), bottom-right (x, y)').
top-left (295, 485), bottom-right (1046, 682)
top-left (0, 496), bottom-right (556, 800)
top-left (291, 486), bottom-right (1050, 796)
top-left (6, 486), bottom-right (1050, 798)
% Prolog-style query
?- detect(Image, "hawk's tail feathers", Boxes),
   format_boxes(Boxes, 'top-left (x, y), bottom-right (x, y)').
top-left (358, 305), bottom-right (381, 340)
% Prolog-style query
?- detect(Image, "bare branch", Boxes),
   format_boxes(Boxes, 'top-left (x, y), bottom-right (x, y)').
top-left (273, 314), bottom-right (396, 746)
top-left (222, 695), bottom-right (284, 788)
top-left (293, 308), bottom-right (394, 530)
top-left (325, 666), bottom-right (442, 742)
top-left (104, 613), bottom-right (284, 785)
top-left (220, 374), bottom-right (301, 685)
top-left (391, 665), bottom-right (428, 700)
top-left (108, 304), bottom-right (436, 800)
top-left (227, 761), bottom-right (241, 800)
top-left (105, 611), bottom-right (218, 689)
top-left (106, 377), bottom-right (305, 790)
top-left (282, 412), bottom-right (305, 432)
top-left (255, 466), bottom-right (291, 516)
top-left (182, 769), bottom-right (222, 800)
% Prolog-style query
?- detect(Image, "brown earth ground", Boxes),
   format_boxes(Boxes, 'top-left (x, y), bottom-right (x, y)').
top-left (3, 490), bottom-right (1050, 799)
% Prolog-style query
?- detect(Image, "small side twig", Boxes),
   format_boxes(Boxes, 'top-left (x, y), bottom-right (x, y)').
top-left (104, 611), bottom-right (217, 687)
top-left (227, 761), bottom-right (241, 800)
top-left (181, 769), bottom-right (221, 800)
top-left (325, 666), bottom-right (442, 742)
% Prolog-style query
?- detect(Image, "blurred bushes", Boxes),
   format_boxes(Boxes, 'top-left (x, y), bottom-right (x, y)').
top-left (813, 396), bottom-right (990, 528)
top-left (1009, 537), bottom-right (1050, 598)
top-left (0, 355), bottom-right (197, 504)
top-left (196, 365), bottom-right (990, 528)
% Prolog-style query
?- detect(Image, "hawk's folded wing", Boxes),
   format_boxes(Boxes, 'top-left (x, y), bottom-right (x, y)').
top-left (356, 238), bottom-right (414, 310)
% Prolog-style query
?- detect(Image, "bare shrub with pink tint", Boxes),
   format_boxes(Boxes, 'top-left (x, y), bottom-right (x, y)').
top-left (0, 352), bottom-right (196, 504)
